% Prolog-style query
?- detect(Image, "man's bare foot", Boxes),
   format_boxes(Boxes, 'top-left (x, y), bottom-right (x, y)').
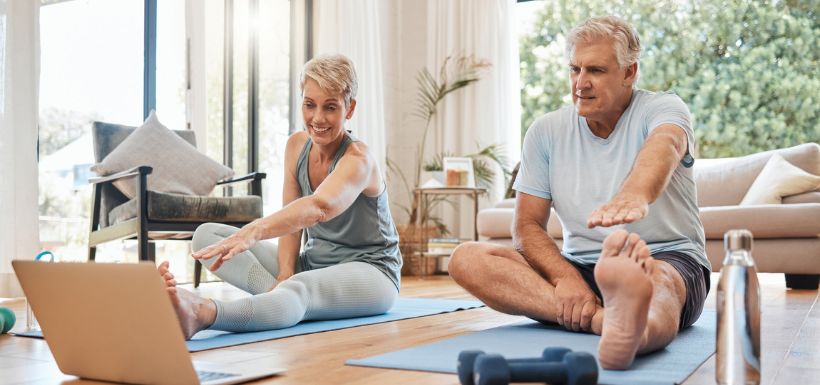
top-left (594, 230), bottom-right (655, 369)
top-left (158, 261), bottom-right (217, 340)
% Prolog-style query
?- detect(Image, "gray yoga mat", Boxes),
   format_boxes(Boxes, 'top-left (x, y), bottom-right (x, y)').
top-left (347, 310), bottom-right (716, 385)
top-left (16, 297), bottom-right (484, 352)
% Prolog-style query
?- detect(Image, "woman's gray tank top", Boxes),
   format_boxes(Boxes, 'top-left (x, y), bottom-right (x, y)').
top-left (295, 133), bottom-right (402, 289)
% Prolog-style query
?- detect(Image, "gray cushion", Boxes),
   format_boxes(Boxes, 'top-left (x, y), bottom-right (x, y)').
top-left (91, 120), bottom-right (199, 227)
top-left (92, 121), bottom-right (197, 163)
top-left (91, 111), bottom-right (234, 199)
top-left (108, 191), bottom-right (263, 225)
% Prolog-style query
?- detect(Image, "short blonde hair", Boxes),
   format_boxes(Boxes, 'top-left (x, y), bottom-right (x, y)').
top-left (300, 54), bottom-right (358, 107)
top-left (566, 16), bottom-right (641, 69)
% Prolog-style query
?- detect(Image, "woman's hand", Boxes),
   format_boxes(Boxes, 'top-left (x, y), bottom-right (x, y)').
top-left (192, 225), bottom-right (260, 271)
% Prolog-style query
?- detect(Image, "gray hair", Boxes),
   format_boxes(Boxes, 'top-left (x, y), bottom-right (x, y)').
top-left (566, 16), bottom-right (641, 70)
top-left (300, 54), bottom-right (358, 107)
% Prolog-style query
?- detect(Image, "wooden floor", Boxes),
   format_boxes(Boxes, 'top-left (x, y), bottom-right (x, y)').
top-left (0, 272), bottom-right (818, 385)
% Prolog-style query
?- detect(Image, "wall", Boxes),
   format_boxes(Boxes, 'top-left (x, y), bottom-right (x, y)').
top-left (381, 1), bottom-right (430, 226)
top-left (381, 1), bottom-right (515, 240)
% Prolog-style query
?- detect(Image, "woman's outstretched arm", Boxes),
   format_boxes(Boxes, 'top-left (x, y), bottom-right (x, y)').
top-left (194, 135), bottom-right (375, 271)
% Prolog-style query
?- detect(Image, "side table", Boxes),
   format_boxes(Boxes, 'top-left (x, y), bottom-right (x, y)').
top-left (413, 186), bottom-right (487, 277)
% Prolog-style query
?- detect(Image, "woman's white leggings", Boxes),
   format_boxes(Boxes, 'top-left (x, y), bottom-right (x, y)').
top-left (192, 223), bottom-right (397, 332)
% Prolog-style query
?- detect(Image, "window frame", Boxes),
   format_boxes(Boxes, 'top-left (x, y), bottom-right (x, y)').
top-left (144, 0), bottom-right (311, 176)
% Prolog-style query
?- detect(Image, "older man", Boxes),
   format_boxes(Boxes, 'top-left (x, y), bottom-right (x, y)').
top-left (448, 16), bottom-right (709, 369)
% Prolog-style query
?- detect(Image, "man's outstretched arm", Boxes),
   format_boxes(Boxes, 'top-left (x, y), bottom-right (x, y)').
top-left (587, 124), bottom-right (688, 228)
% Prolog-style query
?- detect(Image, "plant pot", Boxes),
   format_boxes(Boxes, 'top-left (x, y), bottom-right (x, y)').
top-left (403, 254), bottom-right (440, 277)
top-left (397, 223), bottom-right (441, 276)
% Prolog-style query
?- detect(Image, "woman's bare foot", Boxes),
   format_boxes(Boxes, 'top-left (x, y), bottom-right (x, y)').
top-left (594, 230), bottom-right (655, 369)
top-left (158, 261), bottom-right (217, 340)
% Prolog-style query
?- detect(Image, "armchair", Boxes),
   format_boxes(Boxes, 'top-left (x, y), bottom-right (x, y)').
top-left (88, 121), bottom-right (266, 287)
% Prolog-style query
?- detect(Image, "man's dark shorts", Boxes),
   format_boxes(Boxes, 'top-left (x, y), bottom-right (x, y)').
top-left (568, 251), bottom-right (710, 330)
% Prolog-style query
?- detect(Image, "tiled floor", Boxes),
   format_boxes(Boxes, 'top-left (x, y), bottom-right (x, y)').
top-left (0, 273), bottom-right (817, 384)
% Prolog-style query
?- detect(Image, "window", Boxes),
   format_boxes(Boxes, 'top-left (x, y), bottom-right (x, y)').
top-left (257, 0), bottom-right (291, 215)
top-left (38, 0), bottom-right (297, 282)
top-left (38, 0), bottom-right (144, 261)
top-left (517, 0), bottom-right (819, 156)
top-left (155, 0), bottom-right (186, 132)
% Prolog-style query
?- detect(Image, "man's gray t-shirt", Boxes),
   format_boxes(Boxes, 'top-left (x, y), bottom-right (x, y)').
top-left (513, 89), bottom-right (709, 270)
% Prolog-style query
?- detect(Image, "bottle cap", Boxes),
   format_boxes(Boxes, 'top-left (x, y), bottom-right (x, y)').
top-left (724, 229), bottom-right (753, 251)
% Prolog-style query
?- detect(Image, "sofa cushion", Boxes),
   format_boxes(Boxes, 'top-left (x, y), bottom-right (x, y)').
top-left (477, 207), bottom-right (563, 239)
top-left (699, 203), bottom-right (820, 239)
top-left (705, 238), bottom-right (820, 273)
top-left (695, 143), bottom-right (820, 207)
top-left (477, 208), bottom-right (514, 238)
top-left (108, 191), bottom-right (262, 225)
top-left (783, 191), bottom-right (820, 204)
top-left (481, 203), bottom-right (820, 242)
top-left (495, 198), bottom-right (516, 208)
top-left (740, 154), bottom-right (820, 205)
top-left (91, 111), bottom-right (234, 198)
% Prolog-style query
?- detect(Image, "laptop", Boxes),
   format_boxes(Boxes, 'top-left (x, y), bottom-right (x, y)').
top-left (13, 260), bottom-right (285, 385)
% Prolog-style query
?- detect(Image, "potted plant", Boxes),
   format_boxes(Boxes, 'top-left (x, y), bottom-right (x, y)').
top-left (389, 54), bottom-right (510, 272)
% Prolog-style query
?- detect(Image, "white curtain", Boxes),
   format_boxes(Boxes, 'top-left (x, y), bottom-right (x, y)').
top-left (0, 0), bottom-right (40, 298)
top-left (427, 0), bottom-right (521, 237)
top-left (313, 0), bottom-right (386, 173)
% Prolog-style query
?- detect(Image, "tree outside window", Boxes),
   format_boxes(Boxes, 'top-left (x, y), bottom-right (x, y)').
top-left (519, 0), bottom-right (818, 157)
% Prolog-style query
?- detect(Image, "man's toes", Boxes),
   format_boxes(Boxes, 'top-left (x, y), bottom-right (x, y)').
top-left (630, 240), bottom-right (647, 262)
top-left (618, 233), bottom-right (641, 257)
top-left (641, 257), bottom-right (655, 273)
top-left (602, 230), bottom-right (630, 257)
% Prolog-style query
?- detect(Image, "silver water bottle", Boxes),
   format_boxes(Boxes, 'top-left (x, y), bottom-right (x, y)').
top-left (716, 229), bottom-right (761, 385)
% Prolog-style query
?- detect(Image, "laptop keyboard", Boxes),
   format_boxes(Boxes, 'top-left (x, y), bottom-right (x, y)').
top-left (197, 370), bottom-right (240, 382)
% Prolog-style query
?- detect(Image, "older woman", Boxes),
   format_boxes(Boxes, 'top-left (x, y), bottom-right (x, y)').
top-left (158, 54), bottom-right (402, 339)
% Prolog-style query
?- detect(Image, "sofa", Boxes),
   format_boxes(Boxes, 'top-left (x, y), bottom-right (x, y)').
top-left (477, 143), bottom-right (820, 289)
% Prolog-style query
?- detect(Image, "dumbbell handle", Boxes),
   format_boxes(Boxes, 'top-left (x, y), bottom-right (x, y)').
top-left (507, 361), bottom-right (567, 384)
top-left (506, 357), bottom-right (550, 365)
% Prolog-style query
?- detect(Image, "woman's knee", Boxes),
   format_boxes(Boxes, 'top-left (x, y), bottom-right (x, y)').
top-left (374, 287), bottom-right (398, 314)
top-left (192, 223), bottom-right (239, 252)
top-left (277, 274), bottom-right (311, 299)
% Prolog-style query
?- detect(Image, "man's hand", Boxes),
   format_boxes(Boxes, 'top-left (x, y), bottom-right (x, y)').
top-left (553, 275), bottom-right (600, 332)
top-left (587, 192), bottom-right (649, 228)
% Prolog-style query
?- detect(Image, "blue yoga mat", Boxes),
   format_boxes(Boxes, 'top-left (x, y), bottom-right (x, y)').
top-left (347, 310), bottom-right (716, 385)
top-left (16, 297), bottom-right (483, 352)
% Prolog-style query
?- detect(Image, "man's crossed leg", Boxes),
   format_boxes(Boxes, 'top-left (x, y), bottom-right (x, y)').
top-left (448, 229), bottom-right (708, 369)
